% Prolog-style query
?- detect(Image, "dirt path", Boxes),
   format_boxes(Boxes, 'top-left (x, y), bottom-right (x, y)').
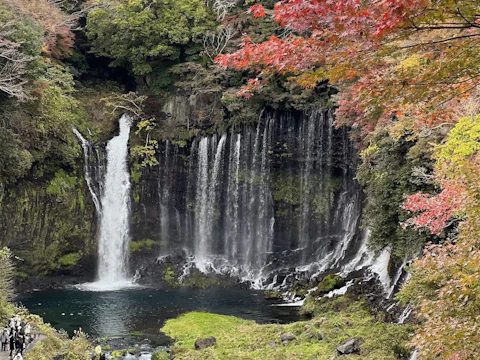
top-left (0, 334), bottom-right (47, 360)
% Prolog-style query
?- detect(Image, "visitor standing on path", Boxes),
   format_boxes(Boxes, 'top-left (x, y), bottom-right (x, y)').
top-left (15, 335), bottom-right (24, 356)
top-left (8, 330), bottom-right (15, 358)
top-left (7, 318), bottom-right (14, 332)
top-left (23, 325), bottom-right (29, 339)
top-left (0, 328), bottom-right (8, 351)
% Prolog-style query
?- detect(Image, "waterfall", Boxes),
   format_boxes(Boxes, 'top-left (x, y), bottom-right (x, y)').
top-left (397, 305), bottom-right (412, 324)
top-left (299, 111), bottom-right (317, 251)
top-left (72, 127), bottom-right (102, 214)
top-left (150, 109), bottom-right (368, 287)
top-left (97, 114), bottom-right (132, 285)
top-left (194, 137), bottom-right (211, 266)
top-left (194, 134), bottom-right (227, 269)
top-left (78, 114), bottom-right (134, 291)
top-left (159, 140), bottom-right (171, 249)
top-left (224, 133), bottom-right (241, 260)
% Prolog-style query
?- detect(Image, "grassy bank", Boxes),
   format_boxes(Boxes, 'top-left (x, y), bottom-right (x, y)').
top-left (162, 297), bottom-right (413, 360)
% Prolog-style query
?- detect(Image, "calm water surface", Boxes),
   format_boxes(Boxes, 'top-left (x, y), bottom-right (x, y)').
top-left (17, 287), bottom-right (300, 345)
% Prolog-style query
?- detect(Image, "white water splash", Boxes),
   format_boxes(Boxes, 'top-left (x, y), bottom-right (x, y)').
top-left (397, 305), bottom-right (413, 324)
top-left (79, 115), bottom-right (135, 291)
top-left (274, 299), bottom-right (305, 307)
top-left (340, 229), bottom-right (372, 276)
top-left (324, 280), bottom-right (355, 299)
top-left (369, 247), bottom-right (392, 292)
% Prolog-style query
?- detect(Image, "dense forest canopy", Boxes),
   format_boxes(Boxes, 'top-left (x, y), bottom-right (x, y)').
top-left (1, 0), bottom-right (480, 358)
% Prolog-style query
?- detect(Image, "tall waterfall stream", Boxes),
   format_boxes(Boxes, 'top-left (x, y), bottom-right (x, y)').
top-left (76, 114), bottom-right (136, 290)
top-left (151, 109), bottom-right (383, 288)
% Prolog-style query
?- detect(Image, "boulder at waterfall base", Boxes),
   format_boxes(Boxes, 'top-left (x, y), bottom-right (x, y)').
top-left (280, 333), bottom-right (296, 342)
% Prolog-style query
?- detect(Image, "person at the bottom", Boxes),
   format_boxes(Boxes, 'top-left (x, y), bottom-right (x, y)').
top-left (9, 330), bottom-right (15, 357)
top-left (1, 327), bottom-right (9, 351)
top-left (15, 334), bottom-right (24, 356)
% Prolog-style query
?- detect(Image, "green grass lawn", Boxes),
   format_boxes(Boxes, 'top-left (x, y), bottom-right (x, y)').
top-left (162, 298), bottom-right (413, 360)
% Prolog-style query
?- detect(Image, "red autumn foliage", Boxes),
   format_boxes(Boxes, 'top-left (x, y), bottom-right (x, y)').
top-left (402, 182), bottom-right (466, 235)
top-left (216, 0), bottom-right (480, 137)
top-left (248, 4), bottom-right (266, 18)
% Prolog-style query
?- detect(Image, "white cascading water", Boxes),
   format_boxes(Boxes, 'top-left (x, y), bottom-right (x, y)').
top-left (299, 111), bottom-right (317, 252)
top-left (151, 110), bottom-right (398, 291)
top-left (159, 140), bottom-right (171, 249)
top-left (79, 114), bottom-right (134, 291)
top-left (194, 134), bottom-right (227, 270)
top-left (224, 134), bottom-right (241, 261)
top-left (72, 127), bottom-right (102, 214)
top-left (397, 305), bottom-right (413, 324)
top-left (194, 136), bottom-right (211, 267)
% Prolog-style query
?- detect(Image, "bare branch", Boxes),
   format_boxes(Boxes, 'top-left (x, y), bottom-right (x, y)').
top-left (0, 23), bottom-right (31, 101)
top-left (202, 25), bottom-right (236, 61)
top-left (212, 0), bottom-right (237, 20)
top-left (411, 166), bottom-right (436, 184)
top-left (102, 92), bottom-right (148, 119)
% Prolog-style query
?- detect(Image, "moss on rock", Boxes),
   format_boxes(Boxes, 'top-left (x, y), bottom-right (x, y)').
top-left (309, 274), bottom-right (346, 298)
top-left (129, 239), bottom-right (157, 254)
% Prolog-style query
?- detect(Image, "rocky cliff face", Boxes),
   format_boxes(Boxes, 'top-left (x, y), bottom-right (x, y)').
top-left (0, 175), bottom-right (97, 280)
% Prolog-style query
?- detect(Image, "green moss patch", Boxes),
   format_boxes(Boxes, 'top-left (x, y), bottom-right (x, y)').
top-left (58, 252), bottom-right (83, 267)
top-left (24, 314), bottom-right (92, 360)
top-left (162, 299), bottom-right (413, 360)
top-left (129, 239), bottom-right (157, 253)
top-left (129, 331), bottom-right (144, 337)
top-left (180, 269), bottom-right (231, 288)
top-left (309, 274), bottom-right (346, 297)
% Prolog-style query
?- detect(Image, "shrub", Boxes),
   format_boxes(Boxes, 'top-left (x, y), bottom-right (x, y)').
top-left (152, 350), bottom-right (170, 360)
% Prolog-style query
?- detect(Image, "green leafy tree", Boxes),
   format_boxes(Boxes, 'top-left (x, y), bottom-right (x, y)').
top-left (357, 130), bottom-right (437, 261)
top-left (86, 0), bottom-right (217, 75)
top-left (398, 115), bottom-right (480, 359)
top-left (0, 247), bottom-right (14, 301)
